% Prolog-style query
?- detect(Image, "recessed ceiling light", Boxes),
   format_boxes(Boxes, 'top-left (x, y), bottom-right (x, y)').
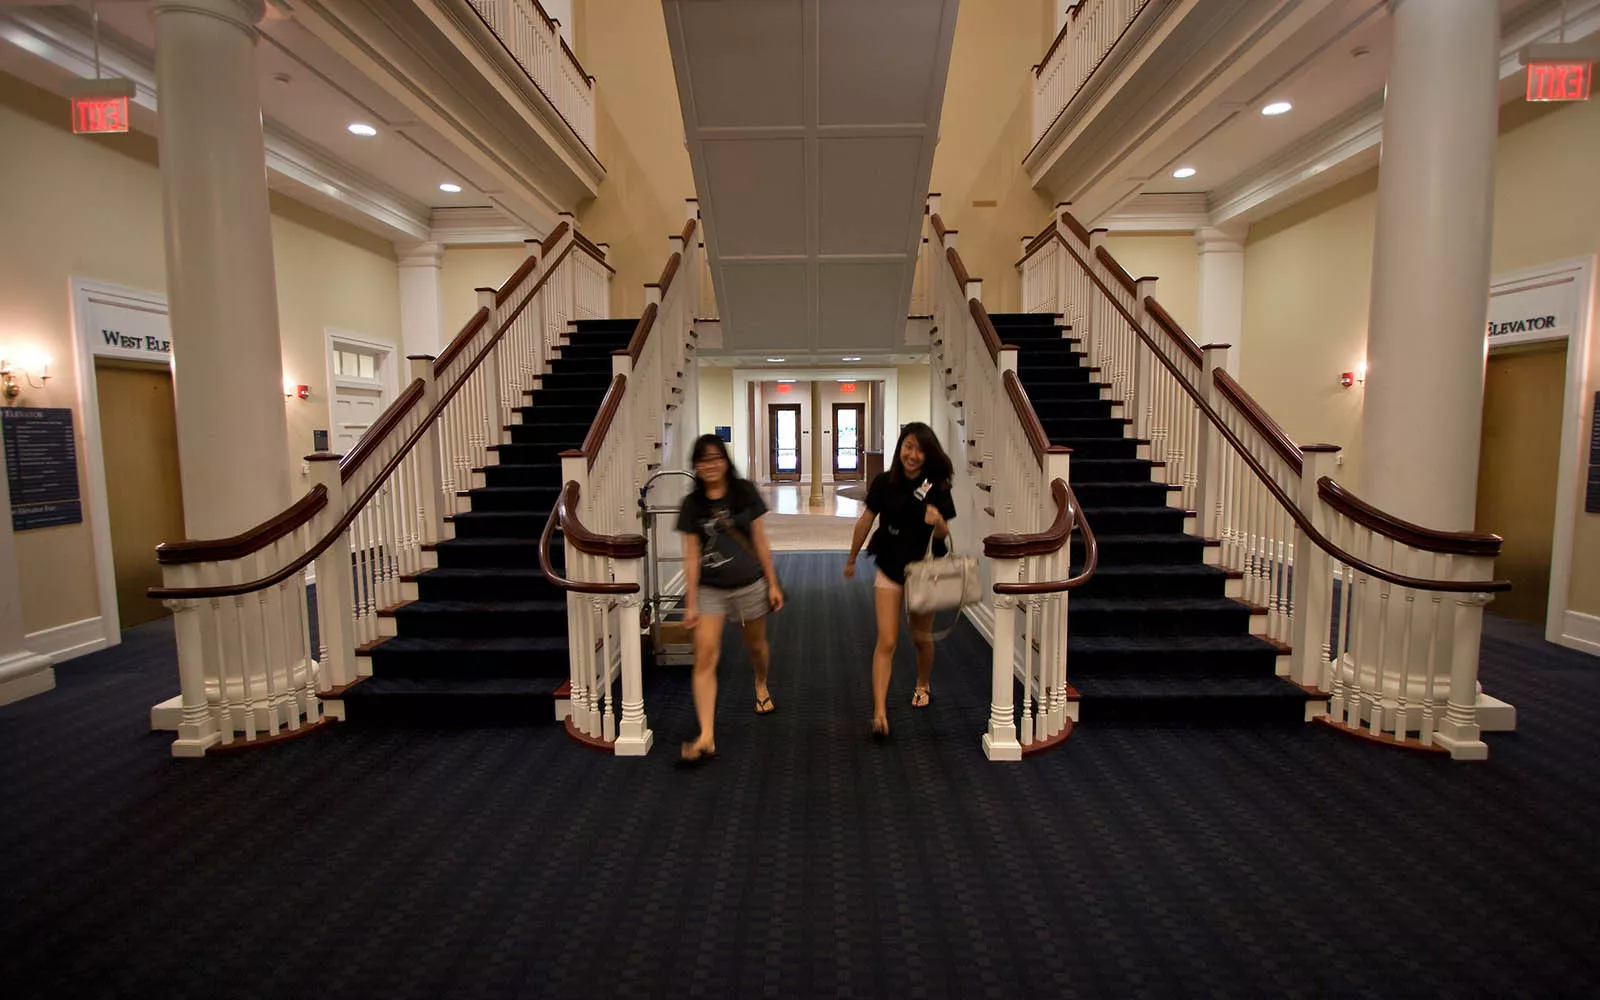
top-left (347, 123), bottom-right (377, 137)
top-left (439, 182), bottom-right (463, 193)
top-left (1172, 167), bottom-right (1197, 179)
top-left (842, 356), bottom-right (862, 362)
top-left (1261, 101), bottom-right (1293, 117)
top-left (766, 357), bottom-right (785, 363)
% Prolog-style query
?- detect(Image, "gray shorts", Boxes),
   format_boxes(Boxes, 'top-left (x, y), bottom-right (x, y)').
top-left (697, 578), bottom-right (770, 623)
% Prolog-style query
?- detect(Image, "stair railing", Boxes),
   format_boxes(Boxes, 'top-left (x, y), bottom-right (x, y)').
top-left (539, 201), bottom-right (703, 755)
top-left (465, 0), bottom-right (597, 153)
top-left (1033, 0), bottom-right (1154, 147)
top-left (147, 222), bottom-right (612, 757)
top-left (1019, 212), bottom-right (1513, 759)
top-left (926, 196), bottom-right (1097, 761)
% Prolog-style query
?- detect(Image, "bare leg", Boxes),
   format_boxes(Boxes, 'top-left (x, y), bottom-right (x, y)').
top-left (742, 617), bottom-right (773, 712)
top-left (910, 611), bottom-right (935, 706)
top-left (685, 613), bottom-right (725, 757)
top-left (871, 587), bottom-right (902, 734)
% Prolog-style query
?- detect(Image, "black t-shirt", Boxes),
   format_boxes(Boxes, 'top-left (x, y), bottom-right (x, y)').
top-left (865, 472), bottom-right (957, 585)
top-left (676, 480), bottom-right (769, 590)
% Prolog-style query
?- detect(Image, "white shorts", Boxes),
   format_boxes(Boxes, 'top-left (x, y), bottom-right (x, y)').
top-left (697, 578), bottom-right (770, 623)
top-left (874, 569), bottom-right (902, 591)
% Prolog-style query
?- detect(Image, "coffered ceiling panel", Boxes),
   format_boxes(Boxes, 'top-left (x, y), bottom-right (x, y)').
top-left (664, 0), bottom-right (959, 359)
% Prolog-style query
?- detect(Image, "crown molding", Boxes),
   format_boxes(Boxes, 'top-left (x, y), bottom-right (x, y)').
top-left (1207, 93), bottom-right (1383, 227)
top-left (428, 206), bottom-right (543, 246)
top-left (1097, 192), bottom-right (1210, 233)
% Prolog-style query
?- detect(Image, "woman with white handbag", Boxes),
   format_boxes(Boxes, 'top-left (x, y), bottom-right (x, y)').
top-left (844, 422), bottom-right (958, 739)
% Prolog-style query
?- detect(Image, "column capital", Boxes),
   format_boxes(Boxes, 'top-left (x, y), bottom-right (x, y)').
top-left (152, 0), bottom-right (267, 32)
top-left (1195, 226), bottom-right (1246, 252)
top-left (396, 241), bottom-right (446, 269)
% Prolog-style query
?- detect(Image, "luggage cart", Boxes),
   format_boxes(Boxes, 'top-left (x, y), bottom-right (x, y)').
top-left (640, 470), bottom-right (696, 666)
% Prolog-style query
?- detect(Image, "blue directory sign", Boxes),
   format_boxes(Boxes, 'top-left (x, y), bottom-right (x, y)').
top-left (2, 407), bottom-right (82, 530)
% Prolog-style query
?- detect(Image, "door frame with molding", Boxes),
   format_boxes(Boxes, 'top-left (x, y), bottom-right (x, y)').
top-left (324, 328), bottom-right (399, 455)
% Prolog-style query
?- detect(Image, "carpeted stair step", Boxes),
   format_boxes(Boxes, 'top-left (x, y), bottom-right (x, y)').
top-left (508, 421), bottom-right (592, 446)
top-left (434, 538), bottom-right (549, 570)
top-left (1021, 366), bottom-right (1099, 386)
top-left (365, 635), bottom-right (571, 678)
top-left (527, 385), bottom-right (610, 407)
top-left (1066, 672), bottom-right (1311, 727)
top-left (1066, 634), bottom-right (1281, 675)
top-left (554, 341), bottom-right (627, 360)
top-left (481, 462), bottom-right (563, 488)
top-left (392, 599), bottom-right (568, 638)
top-left (1039, 416), bottom-right (1129, 439)
top-left (1067, 458), bottom-right (1159, 483)
top-left (1017, 351), bottom-right (1089, 371)
top-left (548, 356), bottom-right (615, 377)
top-left (416, 567), bottom-right (565, 602)
top-left (1030, 398), bottom-right (1116, 420)
top-left (338, 675), bottom-right (566, 728)
top-left (516, 403), bottom-right (599, 425)
top-left (1075, 563), bottom-right (1231, 599)
top-left (492, 442), bottom-right (579, 465)
top-left (573, 317), bottom-right (642, 334)
top-left (449, 510), bottom-right (549, 540)
top-left (1072, 532), bottom-right (1208, 566)
top-left (1068, 597), bottom-right (1254, 637)
top-left (988, 312), bottom-right (1067, 330)
top-left (534, 371), bottom-right (613, 391)
top-left (1070, 480), bottom-right (1175, 508)
top-left (1050, 437), bottom-right (1141, 460)
top-left (1019, 381), bottom-right (1110, 402)
top-left (462, 486), bottom-right (562, 513)
top-left (1075, 505), bottom-right (1187, 534)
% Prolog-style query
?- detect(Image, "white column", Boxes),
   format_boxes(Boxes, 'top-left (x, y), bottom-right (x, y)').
top-left (1195, 227), bottom-right (1245, 378)
top-left (1360, 0), bottom-right (1500, 530)
top-left (397, 242), bottom-right (446, 359)
top-left (153, 0), bottom-right (290, 539)
top-left (0, 469), bottom-right (53, 706)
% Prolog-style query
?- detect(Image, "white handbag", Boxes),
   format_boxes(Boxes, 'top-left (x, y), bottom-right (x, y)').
top-left (903, 533), bottom-right (982, 615)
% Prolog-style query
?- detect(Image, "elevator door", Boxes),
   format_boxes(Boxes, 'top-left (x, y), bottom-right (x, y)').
top-left (1475, 342), bottom-right (1567, 624)
top-left (95, 361), bottom-right (186, 628)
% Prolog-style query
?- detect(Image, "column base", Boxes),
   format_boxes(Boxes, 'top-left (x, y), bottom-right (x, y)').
top-left (0, 650), bottom-right (55, 707)
top-left (1434, 715), bottom-right (1488, 761)
top-left (171, 725), bottom-right (223, 758)
top-left (982, 729), bottom-right (1022, 762)
top-left (150, 693), bottom-right (183, 730)
top-left (613, 728), bottom-right (654, 757)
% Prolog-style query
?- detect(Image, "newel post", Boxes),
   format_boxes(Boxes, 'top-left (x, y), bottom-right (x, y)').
top-left (475, 286), bottom-right (504, 449)
top-left (1131, 275), bottom-right (1158, 441)
top-left (407, 355), bottom-right (445, 545)
top-left (307, 453), bottom-right (359, 691)
top-left (1193, 343), bottom-right (1231, 540)
top-left (165, 561), bottom-right (220, 758)
top-left (1289, 446), bottom-right (1340, 691)
top-left (612, 553), bottom-right (654, 757)
top-left (984, 558), bottom-right (1024, 762)
top-left (1436, 565), bottom-right (1492, 761)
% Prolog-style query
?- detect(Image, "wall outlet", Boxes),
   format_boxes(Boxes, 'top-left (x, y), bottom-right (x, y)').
top-left (301, 460), bottom-right (310, 477)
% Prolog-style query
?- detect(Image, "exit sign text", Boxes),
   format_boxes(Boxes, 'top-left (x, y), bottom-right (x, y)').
top-left (72, 96), bottom-right (129, 134)
top-left (1526, 60), bottom-right (1592, 102)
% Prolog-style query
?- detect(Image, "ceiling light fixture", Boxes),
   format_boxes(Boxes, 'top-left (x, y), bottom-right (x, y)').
top-left (766, 357), bottom-right (786, 363)
top-left (777, 378), bottom-right (796, 383)
top-left (1172, 166), bottom-right (1197, 179)
top-left (1261, 101), bottom-right (1293, 117)
top-left (347, 123), bottom-right (377, 137)
top-left (842, 356), bottom-right (862, 362)
top-left (439, 182), bottom-right (463, 193)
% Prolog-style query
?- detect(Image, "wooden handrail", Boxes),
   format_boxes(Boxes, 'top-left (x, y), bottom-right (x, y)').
top-left (572, 231), bottom-right (615, 274)
top-left (1035, 12), bottom-right (1075, 77)
top-left (1049, 232), bottom-right (1510, 593)
top-left (989, 482), bottom-right (1101, 595)
top-left (496, 224), bottom-right (569, 306)
top-left (339, 379), bottom-right (427, 483)
top-left (1094, 245), bottom-right (1137, 295)
top-left (559, 36), bottom-right (593, 85)
top-left (1319, 478), bottom-right (1503, 557)
top-left (156, 485), bottom-right (328, 566)
top-left (970, 298), bottom-right (1003, 363)
top-left (985, 479), bottom-right (1070, 559)
top-left (931, 213), bottom-right (952, 241)
top-left (1018, 221), bottom-right (1057, 265)
top-left (1214, 369), bottom-right (1303, 476)
top-left (1061, 211), bottom-right (1092, 246)
top-left (680, 217), bottom-right (698, 244)
top-left (947, 246), bottom-right (971, 287)
top-left (541, 220), bottom-right (571, 256)
top-left (1003, 370), bottom-right (1070, 463)
top-left (576, 376), bottom-right (628, 471)
top-left (1144, 297), bottom-right (1204, 367)
top-left (624, 303), bottom-right (659, 364)
top-left (149, 238), bottom-right (579, 600)
top-left (538, 483), bottom-right (644, 595)
top-left (433, 306), bottom-right (492, 375)
top-left (656, 253), bottom-right (682, 297)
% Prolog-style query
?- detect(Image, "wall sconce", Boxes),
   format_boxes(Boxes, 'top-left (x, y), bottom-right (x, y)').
top-left (1, 352), bottom-right (52, 405)
top-left (284, 378), bottom-right (310, 400)
top-left (1340, 362), bottom-right (1367, 389)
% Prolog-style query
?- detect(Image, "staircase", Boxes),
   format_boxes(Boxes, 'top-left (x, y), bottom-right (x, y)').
top-left (341, 319), bottom-right (639, 726)
top-left (989, 312), bottom-right (1315, 726)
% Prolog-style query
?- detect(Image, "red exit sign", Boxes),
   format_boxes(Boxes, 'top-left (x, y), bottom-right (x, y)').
top-left (1526, 60), bottom-right (1592, 102)
top-left (72, 96), bottom-right (130, 134)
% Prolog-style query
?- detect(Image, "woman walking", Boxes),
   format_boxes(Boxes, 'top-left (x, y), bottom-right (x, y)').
top-left (844, 422), bottom-right (956, 738)
top-left (676, 434), bottom-right (785, 762)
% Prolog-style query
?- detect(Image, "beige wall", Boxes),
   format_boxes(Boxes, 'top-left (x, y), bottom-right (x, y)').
top-left (1239, 96), bottom-right (1600, 618)
top-left (1102, 234), bottom-right (1201, 334)
top-left (928, 0), bottom-right (1054, 313)
top-left (897, 364), bottom-right (932, 431)
top-left (441, 246), bottom-right (530, 336)
top-left (571, 0), bottom-right (696, 320)
top-left (697, 365), bottom-right (734, 443)
top-left (0, 73), bottom-right (404, 637)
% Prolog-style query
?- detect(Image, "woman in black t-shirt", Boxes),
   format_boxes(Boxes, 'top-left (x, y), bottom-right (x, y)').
top-left (845, 422), bottom-right (956, 738)
top-left (675, 434), bottom-right (785, 763)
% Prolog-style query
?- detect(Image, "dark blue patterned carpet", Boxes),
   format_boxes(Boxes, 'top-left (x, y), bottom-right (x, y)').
top-left (3, 552), bottom-right (1598, 999)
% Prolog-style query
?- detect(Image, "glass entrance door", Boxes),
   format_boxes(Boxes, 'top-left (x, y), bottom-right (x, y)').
top-left (769, 404), bottom-right (801, 481)
top-left (833, 403), bottom-right (864, 481)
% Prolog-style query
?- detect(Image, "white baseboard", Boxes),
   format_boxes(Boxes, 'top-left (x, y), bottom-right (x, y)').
top-left (964, 602), bottom-right (995, 644)
top-left (0, 650), bottom-right (55, 706)
top-left (1555, 610), bottom-right (1600, 657)
top-left (25, 617), bottom-right (112, 665)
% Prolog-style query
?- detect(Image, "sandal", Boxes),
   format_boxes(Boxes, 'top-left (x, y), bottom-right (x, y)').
top-left (870, 718), bottom-right (890, 742)
top-left (754, 695), bottom-right (776, 715)
top-left (678, 741), bottom-right (717, 766)
top-left (911, 687), bottom-right (931, 708)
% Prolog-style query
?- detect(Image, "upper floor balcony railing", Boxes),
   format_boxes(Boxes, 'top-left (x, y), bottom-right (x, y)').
top-left (1033, 0), bottom-right (1153, 146)
top-left (468, 0), bottom-right (596, 152)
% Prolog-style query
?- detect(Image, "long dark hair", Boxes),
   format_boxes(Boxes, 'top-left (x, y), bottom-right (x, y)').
top-left (889, 422), bottom-right (952, 490)
top-left (689, 433), bottom-right (744, 496)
